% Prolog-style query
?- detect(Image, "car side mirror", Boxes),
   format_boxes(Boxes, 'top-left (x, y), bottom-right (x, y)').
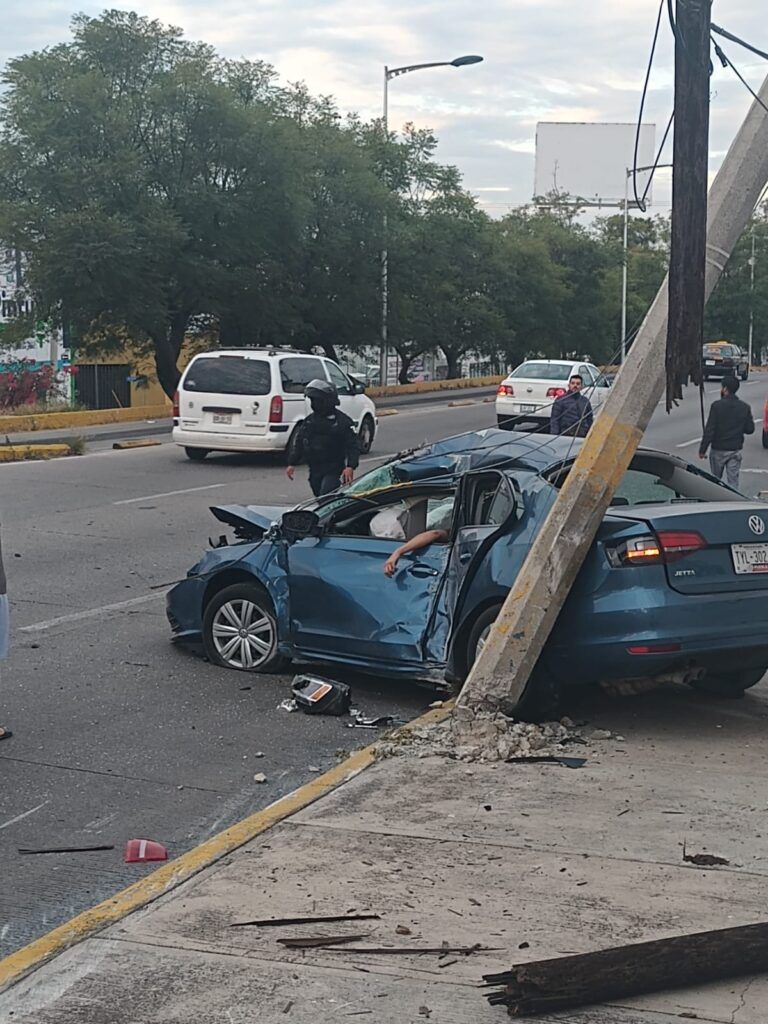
top-left (353, 380), bottom-right (366, 394)
top-left (281, 510), bottom-right (320, 541)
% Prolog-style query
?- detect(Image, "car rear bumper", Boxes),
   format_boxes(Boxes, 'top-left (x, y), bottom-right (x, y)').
top-left (172, 425), bottom-right (292, 452)
top-left (550, 583), bottom-right (768, 685)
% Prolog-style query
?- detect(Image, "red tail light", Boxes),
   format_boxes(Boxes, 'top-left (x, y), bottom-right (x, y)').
top-left (497, 383), bottom-right (514, 397)
top-left (607, 531), bottom-right (707, 568)
top-left (656, 530), bottom-right (708, 563)
top-left (269, 395), bottom-right (283, 423)
top-left (546, 386), bottom-right (567, 398)
top-left (172, 390), bottom-right (179, 418)
top-left (627, 643), bottom-right (682, 655)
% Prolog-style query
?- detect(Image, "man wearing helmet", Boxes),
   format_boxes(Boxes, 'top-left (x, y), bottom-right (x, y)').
top-left (286, 379), bottom-right (360, 496)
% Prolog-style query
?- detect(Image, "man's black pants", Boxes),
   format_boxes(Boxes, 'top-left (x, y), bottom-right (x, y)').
top-left (308, 467), bottom-right (342, 497)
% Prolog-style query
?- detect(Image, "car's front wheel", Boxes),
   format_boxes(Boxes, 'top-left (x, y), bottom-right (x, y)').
top-left (358, 415), bottom-right (375, 455)
top-left (465, 606), bottom-right (561, 721)
top-left (203, 583), bottom-right (289, 673)
top-left (741, 367), bottom-right (749, 381)
top-left (690, 667), bottom-right (766, 698)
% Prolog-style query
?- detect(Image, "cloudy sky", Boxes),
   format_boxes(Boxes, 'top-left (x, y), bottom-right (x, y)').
top-left (1, 0), bottom-right (766, 216)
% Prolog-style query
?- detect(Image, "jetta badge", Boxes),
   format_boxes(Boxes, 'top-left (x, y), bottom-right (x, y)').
top-left (749, 515), bottom-right (765, 536)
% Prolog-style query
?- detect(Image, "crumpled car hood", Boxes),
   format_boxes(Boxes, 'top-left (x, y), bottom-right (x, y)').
top-left (211, 504), bottom-right (290, 537)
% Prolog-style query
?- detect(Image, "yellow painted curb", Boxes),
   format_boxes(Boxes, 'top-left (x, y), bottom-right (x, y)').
top-left (447, 399), bottom-right (476, 408)
top-left (0, 704), bottom-right (452, 995)
top-left (483, 396), bottom-right (497, 404)
top-left (0, 404), bottom-right (171, 435)
top-left (0, 444), bottom-right (72, 462)
top-left (377, 408), bottom-right (399, 417)
top-left (112, 439), bottom-right (163, 450)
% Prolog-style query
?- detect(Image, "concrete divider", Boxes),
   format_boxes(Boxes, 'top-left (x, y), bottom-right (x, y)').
top-left (0, 444), bottom-right (74, 462)
top-left (0, 404), bottom-right (171, 435)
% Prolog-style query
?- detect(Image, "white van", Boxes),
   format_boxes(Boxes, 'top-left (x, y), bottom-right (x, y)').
top-left (172, 348), bottom-right (378, 461)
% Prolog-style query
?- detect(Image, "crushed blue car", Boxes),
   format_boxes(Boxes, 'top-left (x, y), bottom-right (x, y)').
top-left (168, 428), bottom-right (768, 705)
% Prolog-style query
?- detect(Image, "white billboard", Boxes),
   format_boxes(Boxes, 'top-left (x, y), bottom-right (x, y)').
top-left (534, 122), bottom-right (657, 207)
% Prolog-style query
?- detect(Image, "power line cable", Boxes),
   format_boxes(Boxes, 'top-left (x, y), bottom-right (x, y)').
top-left (711, 23), bottom-right (768, 63)
top-left (712, 39), bottom-right (768, 118)
top-left (633, 0), bottom-right (666, 213)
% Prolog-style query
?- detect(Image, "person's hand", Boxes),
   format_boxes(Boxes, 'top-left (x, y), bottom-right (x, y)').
top-left (698, 453), bottom-right (706, 460)
top-left (383, 554), bottom-right (399, 578)
top-left (341, 467), bottom-right (354, 486)
top-left (286, 465), bottom-right (295, 481)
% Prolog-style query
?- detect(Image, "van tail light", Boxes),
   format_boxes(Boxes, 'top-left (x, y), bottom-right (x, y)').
top-left (497, 383), bottom-right (514, 397)
top-left (269, 395), bottom-right (283, 423)
top-left (172, 390), bottom-right (180, 418)
top-left (546, 386), bottom-right (567, 398)
top-left (606, 531), bottom-right (707, 568)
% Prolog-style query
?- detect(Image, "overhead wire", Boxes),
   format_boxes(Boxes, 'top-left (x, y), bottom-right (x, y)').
top-left (633, 0), bottom-right (667, 212)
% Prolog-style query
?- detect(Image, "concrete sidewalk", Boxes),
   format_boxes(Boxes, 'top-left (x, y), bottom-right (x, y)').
top-left (2, 683), bottom-right (768, 1023)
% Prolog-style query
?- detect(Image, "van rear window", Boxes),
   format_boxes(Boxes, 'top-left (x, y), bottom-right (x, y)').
top-left (183, 357), bottom-right (271, 395)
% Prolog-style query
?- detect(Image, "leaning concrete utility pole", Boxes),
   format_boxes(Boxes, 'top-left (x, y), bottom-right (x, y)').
top-left (457, 71), bottom-right (768, 720)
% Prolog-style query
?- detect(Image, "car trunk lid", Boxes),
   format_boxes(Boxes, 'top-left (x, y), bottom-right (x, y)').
top-left (610, 502), bottom-right (768, 594)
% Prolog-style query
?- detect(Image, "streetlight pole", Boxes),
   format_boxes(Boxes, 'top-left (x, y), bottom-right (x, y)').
top-left (379, 54), bottom-right (483, 387)
top-left (621, 163), bottom-right (672, 362)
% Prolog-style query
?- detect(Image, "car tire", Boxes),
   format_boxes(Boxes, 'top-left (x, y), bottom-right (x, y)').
top-left (358, 415), bottom-right (375, 455)
top-left (690, 667), bottom-right (766, 699)
top-left (466, 606), bottom-right (561, 722)
top-left (203, 582), bottom-right (289, 674)
top-left (741, 368), bottom-right (749, 381)
top-left (185, 447), bottom-right (209, 462)
top-left (763, 430), bottom-right (768, 450)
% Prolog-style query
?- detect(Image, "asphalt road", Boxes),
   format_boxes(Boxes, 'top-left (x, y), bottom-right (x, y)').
top-left (1, 380), bottom-right (767, 958)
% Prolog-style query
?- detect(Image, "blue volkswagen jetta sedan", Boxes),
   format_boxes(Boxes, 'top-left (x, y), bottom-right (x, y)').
top-left (167, 429), bottom-right (768, 703)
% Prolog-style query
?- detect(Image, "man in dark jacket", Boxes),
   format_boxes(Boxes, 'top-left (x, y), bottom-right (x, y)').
top-left (286, 379), bottom-right (360, 496)
top-left (550, 374), bottom-right (594, 437)
top-left (699, 375), bottom-right (755, 489)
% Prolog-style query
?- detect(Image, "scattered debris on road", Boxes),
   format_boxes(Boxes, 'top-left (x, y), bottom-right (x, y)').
top-left (123, 838), bottom-right (168, 863)
top-left (682, 842), bottom-right (730, 867)
top-left (291, 674), bottom-right (351, 715)
top-left (231, 913), bottom-right (381, 928)
top-left (253, 773), bottom-right (268, 784)
top-left (277, 698), bottom-right (298, 712)
top-left (484, 921), bottom-right (768, 1015)
top-left (377, 709), bottom-right (578, 763)
top-left (277, 934), bottom-right (368, 949)
top-left (0, 726), bottom-right (12, 741)
top-left (18, 844), bottom-right (115, 855)
top-left (506, 755), bottom-right (587, 769)
top-left (348, 712), bottom-right (395, 729)
top-left (322, 943), bottom-right (497, 955)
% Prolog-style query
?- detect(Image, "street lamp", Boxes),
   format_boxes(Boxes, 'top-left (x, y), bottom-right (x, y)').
top-left (621, 164), bottom-right (672, 362)
top-left (379, 54), bottom-right (483, 386)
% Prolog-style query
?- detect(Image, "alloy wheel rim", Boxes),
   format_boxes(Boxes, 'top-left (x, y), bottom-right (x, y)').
top-left (212, 600), bottom-right (275, 669)
top-left (476, 624), bottom-right (491, 659)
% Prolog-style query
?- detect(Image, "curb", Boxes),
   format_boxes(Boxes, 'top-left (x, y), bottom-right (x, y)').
top-left (0, 704), bottom-right (452, 995)
top-left (365, 374), bottom-right (504, 399)
top-left (447, 399), bottom-right (476, 408)
top-left (0, 444), bottom-right (73, 462)
top-left (112, 439), bottom-right (163, 450)
top-left (376, 408), bottom-right (399, 417)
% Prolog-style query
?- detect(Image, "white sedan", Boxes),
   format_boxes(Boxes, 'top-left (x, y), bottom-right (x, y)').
top-left (495, 359), bottom-right (611, 432)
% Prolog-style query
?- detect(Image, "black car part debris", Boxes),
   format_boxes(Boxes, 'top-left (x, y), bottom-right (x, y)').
top-left (292, 675), bottom-right (351, 716)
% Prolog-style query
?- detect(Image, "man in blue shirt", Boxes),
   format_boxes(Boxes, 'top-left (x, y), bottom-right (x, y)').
top-left (550, 374), bottom-right (594, 437)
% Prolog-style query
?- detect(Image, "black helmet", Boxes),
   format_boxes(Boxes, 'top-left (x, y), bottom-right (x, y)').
top-left (304, 378), bottom-right (339, 405)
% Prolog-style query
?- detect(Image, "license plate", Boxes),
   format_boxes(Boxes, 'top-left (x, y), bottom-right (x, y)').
top-left (212, 413), bottom-right (232, 425)
top-left (705, 360), bottom-right (715, 366)
top-left (732, 543), bottom-right (768, 574)
top-left (517, 403), bottom-right (537, 413)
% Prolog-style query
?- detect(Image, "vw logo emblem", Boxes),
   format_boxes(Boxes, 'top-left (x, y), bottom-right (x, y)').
top-left (749, 515), bottom-right (765, 536)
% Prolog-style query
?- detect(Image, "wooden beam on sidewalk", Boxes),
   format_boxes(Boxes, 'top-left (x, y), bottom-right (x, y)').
top-left (484, 920), bottom-right (768, 1016)
top-left (456, 73), bottom-right (768, 721)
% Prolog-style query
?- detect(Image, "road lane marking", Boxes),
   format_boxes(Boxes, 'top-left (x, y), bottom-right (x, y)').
top-left (676, 438), bottom-right (700, 448)
top-left (19, 592), bottom-right (167, 633)
top-left (114, 483), bottom-right (227, 505)
top-left (0, 801), bottom-right (49, 832)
